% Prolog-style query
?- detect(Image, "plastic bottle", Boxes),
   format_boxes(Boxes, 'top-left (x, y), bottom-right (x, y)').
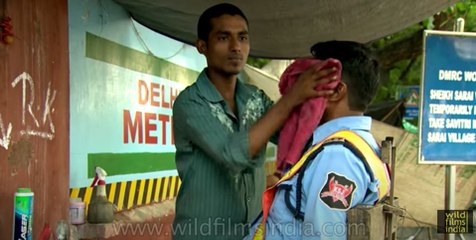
top-left (12, 188), bottom-right (34, 240)
top-left (39, 223), bottom-right (52, 240)
top-left (87, 167), bottom-right (114, 223)
top-left (56, 220), bottom-right (68, 240)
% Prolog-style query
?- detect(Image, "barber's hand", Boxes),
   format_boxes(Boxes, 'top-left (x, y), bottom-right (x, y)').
top-left (285, 65), bottom-right (338, 107)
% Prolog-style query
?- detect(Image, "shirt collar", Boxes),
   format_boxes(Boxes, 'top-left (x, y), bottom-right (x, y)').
top-left (235, 75), bottom-right (254, 102)
top-left (196, 70), bottom-right (223, 103)
top-left (312, 116), bottom-right (372, 144)
top-left (196, 68), bottom-right (251, 103)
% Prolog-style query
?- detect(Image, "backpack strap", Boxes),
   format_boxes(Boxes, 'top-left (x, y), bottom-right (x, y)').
top-left (252, 130), bottom-right (391, 240)
top-left (283, 130), bottom-right (391, 220)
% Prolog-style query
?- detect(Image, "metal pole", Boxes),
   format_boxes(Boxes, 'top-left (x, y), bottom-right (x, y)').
top-left (381, 138), bottom-right (393, 240)
top-left (445, 166), bottom-right (456, 240)
top-left (445, 17), bottom-right (464, 240)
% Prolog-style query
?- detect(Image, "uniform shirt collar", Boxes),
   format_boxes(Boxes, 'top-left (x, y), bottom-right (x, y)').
top-left (312, 116), bottom-right (372, 144)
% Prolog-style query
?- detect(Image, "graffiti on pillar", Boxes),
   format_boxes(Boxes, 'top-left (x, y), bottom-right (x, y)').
top-left (0, 114), bottom-right (12, 150)
top-left (0, 72), bottom-right (57, 150)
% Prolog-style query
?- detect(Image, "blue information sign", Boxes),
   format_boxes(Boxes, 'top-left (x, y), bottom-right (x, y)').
top-left (419, 30), bottom-right (476, 164)
top-left (399, 85), bottom-right (420, 119)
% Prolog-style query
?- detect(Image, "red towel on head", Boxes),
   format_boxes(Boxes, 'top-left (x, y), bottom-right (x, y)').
top-left (276, 58), bottom-right (342, 171)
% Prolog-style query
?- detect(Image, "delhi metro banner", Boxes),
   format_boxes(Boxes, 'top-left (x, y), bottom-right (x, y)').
top-left (70, 32), bottom-right (203, 188)
top-left (419, 30), bottom-right (476, 164)
top-left (68, 0), bottom-right (206, 188)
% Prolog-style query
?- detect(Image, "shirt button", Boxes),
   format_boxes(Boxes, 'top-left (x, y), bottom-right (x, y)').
top-left (247, 197), bottom-right (251, 202)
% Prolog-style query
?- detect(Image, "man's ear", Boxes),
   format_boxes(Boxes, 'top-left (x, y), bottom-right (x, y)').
top-left (196, 39), bottom-right (207, 54)
top-left (328, 82), bottom-right (347, 102)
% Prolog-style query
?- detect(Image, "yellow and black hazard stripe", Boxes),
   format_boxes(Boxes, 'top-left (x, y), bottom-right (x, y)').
top-left (70, 176), bottom-right (181, 211)
top-left (71, 162), bottom-right (278, 211)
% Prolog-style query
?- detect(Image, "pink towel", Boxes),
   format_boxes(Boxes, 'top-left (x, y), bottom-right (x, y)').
top-left (276, 58), bottom-right (342, 171)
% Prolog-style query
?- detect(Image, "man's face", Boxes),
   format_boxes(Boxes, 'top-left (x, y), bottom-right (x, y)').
top-left (198, 14), bottom-right (250, 76)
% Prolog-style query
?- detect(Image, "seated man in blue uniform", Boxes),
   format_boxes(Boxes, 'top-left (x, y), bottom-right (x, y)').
top-left (246, 40), bottom-right (391, 240)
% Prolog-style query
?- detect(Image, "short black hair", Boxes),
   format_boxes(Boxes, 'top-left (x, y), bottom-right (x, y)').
top-left (197, 3), bottom-right (248, 42)
top-left (311, 41), bottom-right (380, 111)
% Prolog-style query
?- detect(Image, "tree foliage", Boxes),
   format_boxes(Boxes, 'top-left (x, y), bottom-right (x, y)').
top-left (247, 57), bottom-right (270, 69)
top-left (370, 0), bottom-right (476, 103)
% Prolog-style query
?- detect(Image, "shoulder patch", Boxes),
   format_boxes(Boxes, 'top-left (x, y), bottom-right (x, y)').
top-left (319, 172), bottom-right (357, 210)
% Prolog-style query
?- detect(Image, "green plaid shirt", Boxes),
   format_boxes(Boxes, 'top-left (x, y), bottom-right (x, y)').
top-left (172, 70), bottom-right (274, 240)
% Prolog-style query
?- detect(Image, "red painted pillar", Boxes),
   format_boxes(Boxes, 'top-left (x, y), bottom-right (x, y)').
top-left (0, 0), bottom-right (69, 238)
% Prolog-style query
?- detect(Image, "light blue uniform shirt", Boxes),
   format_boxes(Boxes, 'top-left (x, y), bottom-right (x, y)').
top-left (246, 116), bottom-right (381, 240)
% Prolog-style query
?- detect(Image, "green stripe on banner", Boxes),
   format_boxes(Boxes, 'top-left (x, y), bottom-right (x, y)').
top-left (85, 32), bottom-right (199, 85)
top-left (88, 152), bottom-right (176, 178)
